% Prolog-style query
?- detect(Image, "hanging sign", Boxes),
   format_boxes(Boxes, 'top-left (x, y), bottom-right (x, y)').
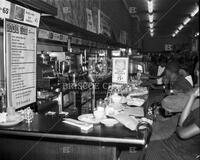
top-left (38, 29), bottom-right (68, 43)
top-left (112, 57), bottom-right (129, 84)
top-left (98, 10), bottom-right (111, 37)
top-left (120, 30), bottom-right (127, 44)
top-left (86, 8), bottom-right (94, 32)
top-left (5, 20), bottom-right (37, 109)
top-left (165, 44), bottom-right (173, 51)
top-left (11, 4), bottom-right (40, 27)
top-left (0, 0), bottom-right (11, 19)
top-left (0, 0), bottom-right (40, 27)
top-left (38, 29), bottom-right (50, 39)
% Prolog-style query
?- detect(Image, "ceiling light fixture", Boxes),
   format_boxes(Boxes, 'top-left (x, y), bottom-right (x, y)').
top-left (150, 28), bottom-right (154, 32)
top-left (195, 32), bottom-right (199, 37)
top-left (147, 0), bottom-right (153, 13)
top-left (175, 30), bottom-right (179, 34)
top-left (172, 33), bottom-right (176, 37)
top-left (150, 32), bottom-right (154, 37)
top-left (171, 4), bottom-right (198, 37)
top-left (178, 24), bottom-right (184, 31)
top-left (148, 14), bottom-right (154, 23)
top-left (191, 5), bottom-right (199, 17)
top-left (149, 23), bottom-right (154, 28)
top-left (183, 17), bottom-right (191, 25)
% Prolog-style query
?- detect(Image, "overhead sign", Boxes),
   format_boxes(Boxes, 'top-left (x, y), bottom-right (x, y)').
top-left (12, 4), bottom-right (40, 27)
top-left (0, 0), bottom-right (40, 27)
top-left (98, 10), bottom-right (111, 37)
top-left (112, 57), bottom-right (129, 84)
top-left (120, 30), bottom-right (127, 44)
top-left (0, 0), bottom-right (11, 19)
top-left (165, 44), bottom-right (173, 51)
top-left (129, 7), bottom-right (137, 14)
top-left (86, 8), bottom-right (94, 32)
top-left (5, 20), bottom-right (37, 109)
top-left (38, 29), bottom-right (68, 43)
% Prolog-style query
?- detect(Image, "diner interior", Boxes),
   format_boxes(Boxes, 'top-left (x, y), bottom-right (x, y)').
top-left (0, 0), bottom-right (199, 160)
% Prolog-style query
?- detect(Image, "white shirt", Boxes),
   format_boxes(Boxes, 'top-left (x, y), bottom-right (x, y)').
top-left (185, 75), bottom-right (193, 86)
top-left (157, 66), bottom-right (165, 85)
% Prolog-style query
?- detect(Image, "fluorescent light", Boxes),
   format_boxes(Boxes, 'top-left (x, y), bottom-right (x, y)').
top-left (175, 30), bottom-right (179, 34)
top-left (178, 24), bottom-right (184, 31)
top-left (148, 14), bottom-right (154, 23)
top-left (191, 6), bottom-right (199, 17)
top-left (147, 0), bottom-right (153, 13)
top-left (172, 33), bottom-right (176, 37)
top-left (149, 23), bottom-right (154, 28)
top-left (150, 32), bottom-right (154, 37)
top-left (183, 17), bottom-right (191, 25)
top-left (150, 28), bottom-right (154, 32)
top-left (195, 32), bottom-right (199, 37)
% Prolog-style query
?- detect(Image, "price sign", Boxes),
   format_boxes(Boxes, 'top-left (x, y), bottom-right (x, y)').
top-left (112, 57), bottom-right (129, 84)
top-left (0, 0), bottom-right (11, 19)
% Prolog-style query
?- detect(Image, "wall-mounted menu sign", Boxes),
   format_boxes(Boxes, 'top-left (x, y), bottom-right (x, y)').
top-left (112, 57), bottom-right (129, 84)
top-left (0, 0), bottom-right (11, 19)
top-left (0, 0), bottom-right (40, 27)
top-left (38, 29), bottom-right (68, 43)
top-left (5, 20), bottom-right (36, 109)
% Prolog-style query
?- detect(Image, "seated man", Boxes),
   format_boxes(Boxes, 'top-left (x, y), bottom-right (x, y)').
top-left (164, 61), bottom-right (193, 94)
top-left (141, 87), bottom-right (200, 160)
top-left (179, 67), bottom-right (193, 87)
top-left (162, 60), bottom-right (199, 113)
top-left (147, 61), bottom-right (193, 107)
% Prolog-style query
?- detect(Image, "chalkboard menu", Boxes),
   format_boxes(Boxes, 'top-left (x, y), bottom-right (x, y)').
top-left (5, 20), bottom-right (36, 109)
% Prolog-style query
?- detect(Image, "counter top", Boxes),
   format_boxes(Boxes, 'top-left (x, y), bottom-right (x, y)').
top-left (0, 114), bottom-right (147, 146)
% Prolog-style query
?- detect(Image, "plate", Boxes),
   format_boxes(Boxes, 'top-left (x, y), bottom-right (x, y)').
top-left (101, 118), bottom-right (119, 127)
top-left (78, 114), bottom-right (100, 124)
top-left (0, 116), bottom-right (24, 127)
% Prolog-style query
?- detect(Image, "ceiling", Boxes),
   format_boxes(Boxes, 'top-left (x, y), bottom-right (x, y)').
top-left (124, 0), bottom-right (199, 38)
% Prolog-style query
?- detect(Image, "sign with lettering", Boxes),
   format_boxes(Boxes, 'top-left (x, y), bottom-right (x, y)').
top-left (98, 10), bottom-right (111, 37)
top-left (120, 30), bottom-right (127, 44)
top-left (5, 20), bottom-right (36, 109)
top-left (0, 0), bottom-right (40, 27)
top-left (0, 0), bottom-right (11, 19)
top-left (112, 57), bottom-right (129, 84)
top-left (12, 4), bottom-right (40, 27)
top-left (165, 44), bottom-right (173, 51)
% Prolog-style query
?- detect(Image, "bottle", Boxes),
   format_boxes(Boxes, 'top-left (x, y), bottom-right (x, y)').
top-left (0, 88), bottom-right (6, 113)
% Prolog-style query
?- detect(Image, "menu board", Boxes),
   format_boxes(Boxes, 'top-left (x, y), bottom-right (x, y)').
top-left (5, 20), bottom-right (36, 109)
top-left (112, 57), bottom-right (129, 84)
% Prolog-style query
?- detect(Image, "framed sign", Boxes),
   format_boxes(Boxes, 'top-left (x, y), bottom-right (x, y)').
top-left (112, 57), bottom-right (129, 84)
top-left (4, 20), bottom-right (37, 109)
top-left (0, 0), bottom-right (40, 27)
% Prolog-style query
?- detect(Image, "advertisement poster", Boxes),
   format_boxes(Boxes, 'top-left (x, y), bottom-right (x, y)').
top-left (12, 4), bottom-right (40, 27)
top-left (0, 0), bottom-right (11, 19)
top-left (98, 10), bottom-right (111, 37)
top-left (0, 0), bottom-right (40, 27)
top-left (120, 30), bottom-right (127, 44)
top-left (5, 20), bottom-right (36, 109)
top-left (112, 57), bottom-right (129, 84)
top-left (86, 8), bottom-right (94, 32)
